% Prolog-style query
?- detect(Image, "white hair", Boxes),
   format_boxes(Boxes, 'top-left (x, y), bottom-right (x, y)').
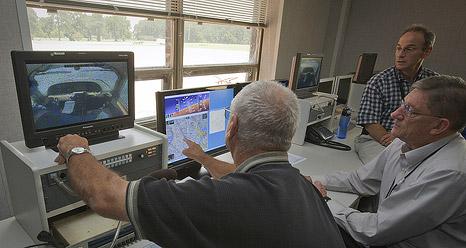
top-left (230, 80), bottom-right (299, 152)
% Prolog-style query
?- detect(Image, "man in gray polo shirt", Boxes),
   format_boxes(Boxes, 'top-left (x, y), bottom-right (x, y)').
top-left (55, 80), bottom-right (344, 247)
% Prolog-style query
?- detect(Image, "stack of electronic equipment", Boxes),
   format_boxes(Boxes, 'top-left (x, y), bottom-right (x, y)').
top-left (2, 51), bottom-right (168, 247)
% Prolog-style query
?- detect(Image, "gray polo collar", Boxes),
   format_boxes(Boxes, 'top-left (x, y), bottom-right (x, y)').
top-left (234, 151), bottom-right (289, 173)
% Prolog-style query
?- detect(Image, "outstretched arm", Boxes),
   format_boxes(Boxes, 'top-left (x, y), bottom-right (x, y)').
top-left (182, 138), bottom-right (235, 179)
top-left (54, 134), bottom-right (129, 221)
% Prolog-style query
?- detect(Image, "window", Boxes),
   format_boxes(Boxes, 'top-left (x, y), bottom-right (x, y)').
top-left (25, 0), bottom-right (267, 121)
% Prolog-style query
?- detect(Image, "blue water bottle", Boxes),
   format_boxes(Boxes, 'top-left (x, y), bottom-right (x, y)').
top-left (337, 107), bottom-right (351, 139)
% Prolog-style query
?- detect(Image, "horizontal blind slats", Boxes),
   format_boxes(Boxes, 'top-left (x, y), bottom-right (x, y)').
top-left (26, 0), bottom-right (268, 26)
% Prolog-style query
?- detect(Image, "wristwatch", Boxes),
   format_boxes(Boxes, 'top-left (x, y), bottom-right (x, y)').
top-left (66, 147), bottom-right (91, 164)
top-left (323, 196), bottom-right (331, 202)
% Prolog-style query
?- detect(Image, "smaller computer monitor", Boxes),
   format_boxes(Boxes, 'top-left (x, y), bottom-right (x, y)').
top-left (334, 75), bottom-right (353, 108)
top-left (289, 53), bottom-right (323, 99)
top-left (318, 77), bottom-right (335, 94)
top-left (353, 53), bottom-right (377, 84)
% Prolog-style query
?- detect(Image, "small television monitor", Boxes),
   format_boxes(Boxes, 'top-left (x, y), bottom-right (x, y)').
top-left (353, 53), bottom-right (377, 84)
top-left (11, 51), bottom-right (135, 149)
top-left (156, 84), bottom-right (236, 170)
top-left (335, 75), bottom-right (353, 108)
top-left (289, 53), bottom-right (323, 99)
top-left (318, 77), bottom-right (335, 94)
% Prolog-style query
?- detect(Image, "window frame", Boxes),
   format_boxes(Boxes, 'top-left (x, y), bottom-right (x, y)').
top-left (25, 0), bottom-right (266, 122)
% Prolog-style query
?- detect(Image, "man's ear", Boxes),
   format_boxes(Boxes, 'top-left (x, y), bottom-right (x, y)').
top-left (422, 46), bottom-right (433, 59)
top-left (430, 118), bottom-right (450, 135)
top-left (227, 114), bottom-right (238, 139)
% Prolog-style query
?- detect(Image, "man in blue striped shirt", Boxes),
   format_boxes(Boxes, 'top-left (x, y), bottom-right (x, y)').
top-left (356, 24), bottom-right (439, 164)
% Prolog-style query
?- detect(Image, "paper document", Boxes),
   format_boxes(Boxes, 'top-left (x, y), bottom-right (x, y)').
top-left (288, 152), bottom-right (306, 166)
top-left (176, 176), bottom-right (195, 183)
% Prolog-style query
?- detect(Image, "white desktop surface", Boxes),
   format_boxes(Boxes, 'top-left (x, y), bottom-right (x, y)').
top-left (289, 126), bottom-right (363, 206)
top-left (0, 217), bottom-right (35, 247)
top-left (214, 125), bottom-right (363, 206)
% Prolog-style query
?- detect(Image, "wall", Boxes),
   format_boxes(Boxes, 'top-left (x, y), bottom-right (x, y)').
top-left (334, 0), bottom-right (466, 80)
top-left (0, 0), bottom-right (29, 220)
top-left (260, 0), bottom-right (332, 81)
top-left (262, 0), bottom-right (466, 82)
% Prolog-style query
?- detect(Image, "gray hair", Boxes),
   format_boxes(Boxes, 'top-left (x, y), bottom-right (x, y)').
top-left (230, 80), bottom-right (299, 152)
top-left (411, 75), bottom-right (466, 132)
top-left (403, 23), bottom-right (436, 49)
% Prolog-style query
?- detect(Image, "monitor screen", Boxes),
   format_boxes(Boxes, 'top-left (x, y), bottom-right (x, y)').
top-left (11, 51), bottom-right (135, 149)
top-left (353, 53), bottom-right (377, 84)
top-left (335, 75), bottom-right (353, 106)
top-left (275, 79), bottom-right (289, 87)
top-left (234, 81), bottom-right (252, 93)
top-left (289, 53), bottom-right (323, 99)
top-left (156, 85), bottom-right (236, 169)
top-left (318, 77), bottom-right (335, 94)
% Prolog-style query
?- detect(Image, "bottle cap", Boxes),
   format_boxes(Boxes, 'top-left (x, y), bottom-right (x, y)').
top-left (342, 107), bottom-right (352, 116)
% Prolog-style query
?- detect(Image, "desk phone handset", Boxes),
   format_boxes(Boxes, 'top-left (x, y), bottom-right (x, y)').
top-left (305, 124), bottom-right (352, 151)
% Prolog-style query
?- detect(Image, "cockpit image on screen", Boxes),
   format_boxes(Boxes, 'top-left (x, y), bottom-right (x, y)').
top-left (163, 88), bottom-right (234, 165)
top-left (297, 58), bottom-right (321, 89)
top-left (27, 62), bottom-right (129, 131)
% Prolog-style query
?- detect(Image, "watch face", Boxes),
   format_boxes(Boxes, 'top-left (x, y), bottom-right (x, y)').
top-left (72, 147), bottom-right (85, 153)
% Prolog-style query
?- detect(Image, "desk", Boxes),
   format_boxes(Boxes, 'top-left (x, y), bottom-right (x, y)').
top-left (290, 125), bottom-right (363, 206)
top-left (214, 125), bottom-right (364, 206)
top-left (0, 217), bottom-right (34, 247)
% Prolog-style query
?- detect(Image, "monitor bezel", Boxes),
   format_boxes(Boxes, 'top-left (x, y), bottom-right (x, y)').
top-left (156, 84), bottom-right (237, 170)
top-left (289, 53), bottom-right (324, 99)
top-left (353, 53), bottom-right (377, 84)
top-left (318, 77), bottom-right (336, 94)
top-left (334, 74), bottom-right (354, 108)
top-left (11, 50), bottom-right (135, 149)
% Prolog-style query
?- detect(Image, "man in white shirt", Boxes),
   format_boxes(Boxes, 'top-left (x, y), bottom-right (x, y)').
top-left (312, 75), bottom-right (466, 247)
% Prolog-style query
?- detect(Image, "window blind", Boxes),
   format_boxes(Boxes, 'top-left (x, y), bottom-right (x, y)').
top-left (26, 0), bottom-right (268, 26)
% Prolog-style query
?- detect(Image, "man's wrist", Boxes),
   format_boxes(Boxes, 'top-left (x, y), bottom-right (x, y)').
top-left (323, 196), bottom-right (331, 202)
top-left (66, 147), bottom-right (92, 164)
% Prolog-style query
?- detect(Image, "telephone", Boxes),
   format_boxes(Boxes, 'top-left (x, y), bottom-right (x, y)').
top-left (306, 124), bottom-right (334, 143)
top-left (305, 124), bottom-right (351, 151)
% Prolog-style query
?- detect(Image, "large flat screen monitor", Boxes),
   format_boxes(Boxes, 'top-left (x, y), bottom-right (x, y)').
top-left (353, 53), bottom-right (377, 84)
top-left (156, 85), bottom-right (237, 170)
top-left (11, 51), bottom-right (135, 149)
top-left (289, 53), bottom-right (323, 99)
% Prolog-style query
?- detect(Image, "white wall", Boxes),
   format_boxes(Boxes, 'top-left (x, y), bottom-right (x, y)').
top-left (260, 0), bottom-right (332, 81)
top-left (334, 0), bottom-right (466, 80)
top-left (0, 0), bottom-right (29, 220)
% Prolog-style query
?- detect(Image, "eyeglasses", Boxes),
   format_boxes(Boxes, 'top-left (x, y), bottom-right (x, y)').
top-left (400, 100), bottom-right (443, 118)
top-left (395, 46), bottom-right (424, 54)
top-left (224, 106), bottom-right (231, 120)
